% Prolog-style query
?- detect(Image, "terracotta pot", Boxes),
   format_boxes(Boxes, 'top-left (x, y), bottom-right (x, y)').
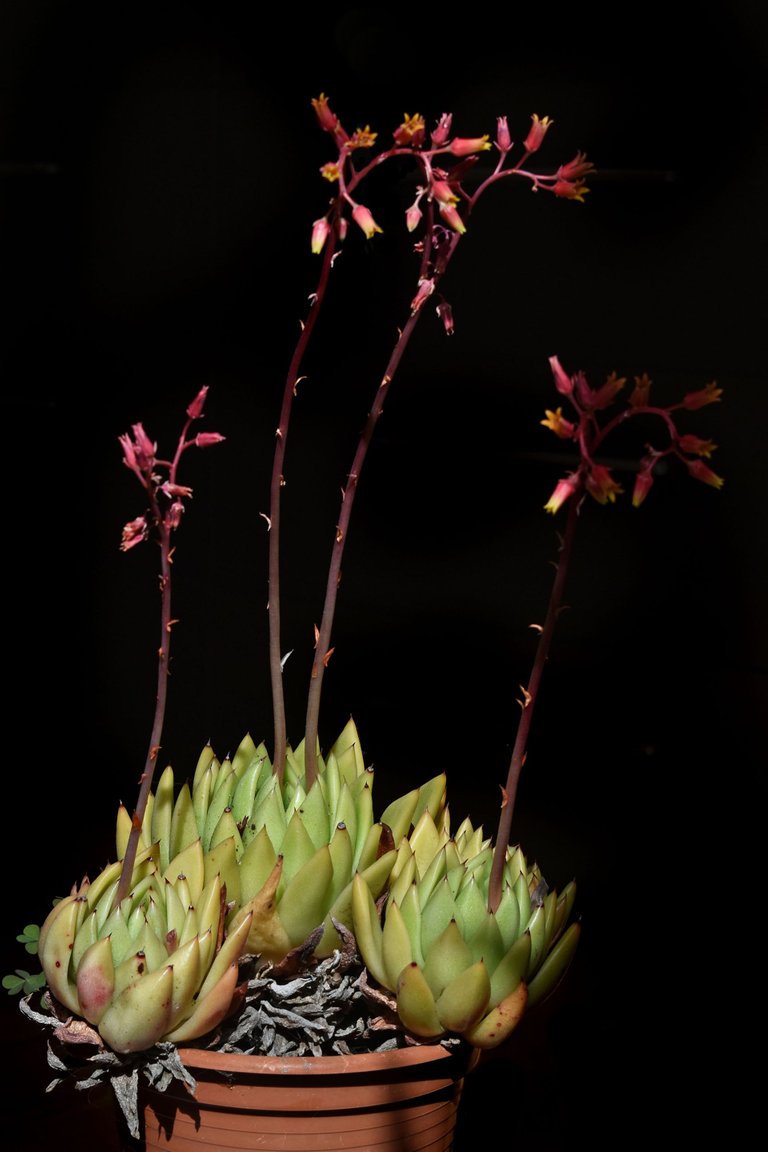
top-left (134, 1043), bottom-right (481, 1151)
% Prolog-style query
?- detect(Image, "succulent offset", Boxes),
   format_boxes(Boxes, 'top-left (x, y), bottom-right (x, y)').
top-left (352, 811), bottom-right (580, 1047)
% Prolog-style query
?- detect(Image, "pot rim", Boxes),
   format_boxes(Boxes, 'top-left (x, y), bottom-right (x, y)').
top-left (176, 1041), bottom-right (480, 1078)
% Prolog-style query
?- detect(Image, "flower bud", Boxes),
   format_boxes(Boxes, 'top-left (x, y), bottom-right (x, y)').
top-left (167, 501), bottom-right (185, 530)
top-left (632, 470), bottom-right (654, 507)
top-left (405, 202), bottom-right (423, 232)
top-left (548, 355), bottom-right (573, 397)
top-left (430, 112), bottom-right (453, 146)
top-left (686, 459), bottom-right (724, 489)
top-left (438, 201), bottom-right (466, 234)
top-left (495, 116), bottom-right (512, 153)
top-left (436, 300), bottom-right (454, 335)
top-left (431, 179), bottom-right (458, 205)
top-left (194, 432), bottom-right (226, 448)
top-left (449, 135), bottom-right (491, 156)
top-left (410, 278), bottom-right (435, 313)
top-left (186, 385), bottom-right (209, 420)
top-left (311, 217), bottom-right (330, 254)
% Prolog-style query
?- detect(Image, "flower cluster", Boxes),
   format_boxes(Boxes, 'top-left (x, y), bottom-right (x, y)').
top-left (118, 386), bottom-right (225, 552)
top-left (309, 94), bottom-right (594, 253)
top-left (542, 356), bottom-right (724, 514)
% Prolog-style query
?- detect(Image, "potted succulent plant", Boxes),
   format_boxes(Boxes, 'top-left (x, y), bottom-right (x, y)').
top-left (5, 95), bottom-right (723, 1151)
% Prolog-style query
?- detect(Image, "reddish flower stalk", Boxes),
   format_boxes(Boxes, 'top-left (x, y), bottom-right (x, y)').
top-left (114, 389), bottom-right (224, 908)
top-left (268, 216), bottom-right (341, 780)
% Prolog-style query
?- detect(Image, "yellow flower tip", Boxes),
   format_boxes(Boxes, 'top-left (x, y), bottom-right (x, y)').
top-left (349, 126), bottom-right (378, 150)
top-left (394, 114), bottom-right (426, 146)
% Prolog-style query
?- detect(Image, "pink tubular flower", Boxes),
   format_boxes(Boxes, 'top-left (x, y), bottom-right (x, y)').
top-left (166, 501), bottom-right (185, 530)
top-left (678, 433), bottom-right (717, 457)
top-left (431, 179), bottom-right (459, 205)
top-left (436, 300), bottom-right (454, 335)
top-left (311, 93), bottom-right (348, 142)
top-left (405, 202), bottom-right (423, 232)
top-left (393, 114), bottom-right (425, 147)
top-left (438, 201), bottom-right (466, 234)
top-left (410, 278), bottom-right (435, 313)
top-left (186, 385), bottom-right (209, 420)
top-left (348, 126), bottom-right (377, 149)
top-left (541, 407), bottom-right (576, 439)
top-left (548, 355), bottom-right (573, 397)
top-left (351, 203), bottom-right (383, 239)
top-left (496, 116), bottom-right (512, 153)
top-left (161, 482), bottom-right (193, 499)
top-left (119, 424), bottom-right (156, 477)
top-left (524, 114), bottom-right (553, 153)
top-left (557, 151), bottom-right (594, 182)
top-left (311, 217), bottom-right (330, 254)
top-left (573, 371), bottom-right (594, 407)
top-left (449, 135), bottom-right (491, 157)
top-left (591, 372), bottom-right (626, 410)
top-left (430, 112), bottom-right (453, 146)
top-left (632, 470), bottom-right (655, 507)
top-left (120, 515), bottom-right (148, 552)
top-left (312, 93), bottom-right (337, 133)
top-left (630, 374), bottom-right (652, 407)
top-left (686, 459), bottom-right (724, 489)
top-left (585, 464), bottom-right (623, 505)
top-left (118, 432), bottom-right (138, 472)
top-left (132, 424), bottom-right (157, 468)
top-left (552, 178), bottom-right (590, 203)
top-left (195, 432), bottom-right (226, 448)
top-left (544, 474), bottom-right (580, 515)
top-left (682, 381), bottom-right (723, 410)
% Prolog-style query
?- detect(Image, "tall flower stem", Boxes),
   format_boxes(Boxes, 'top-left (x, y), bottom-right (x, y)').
top-left (488, 491), bottom-right (581, 913)
top-left (268, 224), bottom-right (340, 781)
top-left (302, 225), bottom-right (460, 785)
top-left (115, 501), bottom-right (173, 907)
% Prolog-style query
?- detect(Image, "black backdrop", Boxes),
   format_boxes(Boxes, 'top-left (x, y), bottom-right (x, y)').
top-left (2, 3), bottom-right (766, 1147)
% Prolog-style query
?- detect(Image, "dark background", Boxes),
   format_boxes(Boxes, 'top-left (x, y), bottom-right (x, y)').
top-left (2, 2), bottom-right (766, 1148)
